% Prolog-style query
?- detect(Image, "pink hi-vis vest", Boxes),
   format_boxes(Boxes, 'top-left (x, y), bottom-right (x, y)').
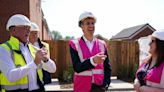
top-left (136, 60), bottom-right (164, 88)
top-left (70, 38), bottom-right (106, 92)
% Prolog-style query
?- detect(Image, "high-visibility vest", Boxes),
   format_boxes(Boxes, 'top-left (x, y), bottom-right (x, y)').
top-left (0, 36), bottom-right (43, 91)
top-left (70, 38), bottom-right (106, 92)
top-left (136, 59), bottom-right (164, 89)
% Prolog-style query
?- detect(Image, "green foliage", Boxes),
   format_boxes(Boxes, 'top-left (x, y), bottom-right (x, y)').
top-left (131, 63), bottom-right (138, 80)
top-left (60, 65), bottom-right (74, 83)
top-left (117, 63), bottom-right (139, 82)
top-left (51, 30), bottom-right (63, 40)
top-left (65, 36), bottom-right (74, 40)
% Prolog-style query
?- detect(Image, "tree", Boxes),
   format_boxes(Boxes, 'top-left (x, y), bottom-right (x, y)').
top-left (65, 36), bottom-right (74, 40)
top-left (51, 30), bottom-right (63, 40)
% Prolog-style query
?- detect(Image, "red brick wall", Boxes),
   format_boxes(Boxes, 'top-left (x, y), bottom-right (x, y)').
top-left (29, 0), bottom-right (52, 40)
top-left (29, 0), bottom-right (43, 40)
top-left (0, 0), bottom-right (30, 43)
top-left (0, 0), bottom-right (52, 43)
top-left (42, 19), bottom-right (52, 40)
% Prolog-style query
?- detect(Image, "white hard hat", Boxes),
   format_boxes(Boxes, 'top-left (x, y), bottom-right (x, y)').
top-left (6, 14), bottom-right (31, 31)
top-left (79, 11), bottom-right (96, 22)
top-left (152, 29), bottom-right (164, 41)
top-left (31, 22), bottom-right (39, 31)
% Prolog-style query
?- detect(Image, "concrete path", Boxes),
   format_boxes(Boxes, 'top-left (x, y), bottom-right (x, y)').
top-left (44, 79), bottom-right (73, 92)
top-left (108, 77), bottom-right (135, 92)
top-left (45, 77), bottom-right (135, 92)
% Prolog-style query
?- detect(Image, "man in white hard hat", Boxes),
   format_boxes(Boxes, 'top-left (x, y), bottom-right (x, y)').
top-left (0, 14), bottom-right (56, 92)
top-left (29, 22), bottom-right (55, 85)
top-left (69, 11), bottom-right (112, 92)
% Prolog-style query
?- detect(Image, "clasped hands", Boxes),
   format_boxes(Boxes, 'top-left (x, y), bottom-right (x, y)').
top-left (34, 47), bottom-right (48, 65)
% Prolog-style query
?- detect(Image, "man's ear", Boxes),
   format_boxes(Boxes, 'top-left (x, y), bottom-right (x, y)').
top-left (9, 27), bottom-right (16, 35)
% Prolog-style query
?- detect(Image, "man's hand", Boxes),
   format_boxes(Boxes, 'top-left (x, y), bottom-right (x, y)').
top-left (41, 47), bottom-right (49, 62)
top-left (34, 48), bottom-right (48, 65)
top-left (93, 52), bottom-right (107, 64)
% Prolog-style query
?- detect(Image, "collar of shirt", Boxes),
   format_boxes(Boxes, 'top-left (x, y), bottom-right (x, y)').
top-left (82, 35), bottom-right (95, 43)
top-left (82, 36), bottom-right (95, 52)
top-left (19, 42), bottom-right (32, 63)
top-left (33, 41), bottom-right (40, 48)
top-left (19, 42), bottom-right (28, 48)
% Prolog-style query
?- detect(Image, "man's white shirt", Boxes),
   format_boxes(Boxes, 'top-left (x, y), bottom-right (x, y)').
top-left (82, 36), bottom-right (97, 66)
top-left (0, 42), bottom-right (56, 91)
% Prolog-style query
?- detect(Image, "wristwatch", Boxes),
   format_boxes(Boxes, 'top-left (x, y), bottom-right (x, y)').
top-left (43, 58), bottom-right (49, 63)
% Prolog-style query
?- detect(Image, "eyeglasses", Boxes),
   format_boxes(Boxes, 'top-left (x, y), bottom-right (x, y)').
top-left (83, 22), bottom-right (95, 26)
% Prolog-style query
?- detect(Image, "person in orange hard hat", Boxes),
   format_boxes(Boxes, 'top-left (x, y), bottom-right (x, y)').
top-left (0, 14), bottom-right (56, 92)
top-left (69, 11), bottom-right (112, 92)
top-left (29, 22), bottom-right (55, 85)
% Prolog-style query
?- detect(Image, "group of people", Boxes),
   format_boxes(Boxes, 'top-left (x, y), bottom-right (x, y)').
top-left (70, 11), bottom-right (164, 92)
top-left (0, 14), bottom-right (56, 92)
top-left (0, 11), bottom-right (164, 92)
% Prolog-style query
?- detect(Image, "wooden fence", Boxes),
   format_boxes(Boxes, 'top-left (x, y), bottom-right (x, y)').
top-left (44, 40), bottom-right (139, 81)
top-left (108, 41), bottom-right (139, 81)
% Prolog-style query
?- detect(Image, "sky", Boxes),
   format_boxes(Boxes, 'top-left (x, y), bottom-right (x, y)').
top-left (41, 0), bottom-right (164, 39)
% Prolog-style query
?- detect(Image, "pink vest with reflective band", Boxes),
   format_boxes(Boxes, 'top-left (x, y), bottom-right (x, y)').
top-left (70, 38), bottom-right (106, 92)
top-left (137, 60), bottom-right (164, 88)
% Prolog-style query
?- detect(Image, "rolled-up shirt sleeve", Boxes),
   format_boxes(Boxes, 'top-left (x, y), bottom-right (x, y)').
top-left (42, 59), bottom-right (56, 73)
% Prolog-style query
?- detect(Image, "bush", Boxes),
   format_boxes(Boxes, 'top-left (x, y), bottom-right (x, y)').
top-left (60, 65), bottom-right (74, 83)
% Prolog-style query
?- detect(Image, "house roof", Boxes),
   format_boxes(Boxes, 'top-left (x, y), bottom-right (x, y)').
top-left (111, 23), bottom-right (155, 40)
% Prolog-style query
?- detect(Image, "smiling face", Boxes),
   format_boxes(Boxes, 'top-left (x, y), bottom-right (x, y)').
top-left (11, 25), bottom-right (31, 44)
top-left (80, 17), bottom-right (96, 37)
top-left (29, 31), bottom-right (39, 44)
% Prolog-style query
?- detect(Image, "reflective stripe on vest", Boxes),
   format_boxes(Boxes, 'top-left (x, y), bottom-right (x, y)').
top-left (73, 39), bottom-right (85, 62)
top-left (1, 84), bottom-right (28, 91)
top-left (73, 38), bottom-right (105, 77)
top-left (28, 44), bottom-right (43, 81)
top-left (75, 69), bottom-right (104, 76)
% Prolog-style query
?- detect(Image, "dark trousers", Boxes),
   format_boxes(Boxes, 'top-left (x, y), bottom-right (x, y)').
top-left (42, 69), bottom-right (52, 84)
top-left (5, 88), bottom-right (45, 92)
top-left (90, 84), bottom-right (105, 92)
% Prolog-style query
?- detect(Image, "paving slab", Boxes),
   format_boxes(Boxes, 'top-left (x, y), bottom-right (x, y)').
top-left (45, 79), bottom-right (73, 92)
top-left (45, 77), bottom-right (135, 92)
top-left (109, 76), bottom-right (135, 91)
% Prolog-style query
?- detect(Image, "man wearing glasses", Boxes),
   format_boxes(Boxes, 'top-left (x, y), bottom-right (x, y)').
top-left (0, 14), bottom-right (56, 92)
top-left (69, 11), bottom-right (112, 92)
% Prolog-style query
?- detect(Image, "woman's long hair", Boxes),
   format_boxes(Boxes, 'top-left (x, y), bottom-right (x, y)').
top-left (155, 38), bottom-right (164, 67)
top-left (148, 38), bottom-right (164, 67)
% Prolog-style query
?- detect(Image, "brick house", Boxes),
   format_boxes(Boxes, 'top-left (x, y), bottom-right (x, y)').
top-left (0, 0), bottom-right (52, 43)
top-left (111, 23), bottom-right (156, 41)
